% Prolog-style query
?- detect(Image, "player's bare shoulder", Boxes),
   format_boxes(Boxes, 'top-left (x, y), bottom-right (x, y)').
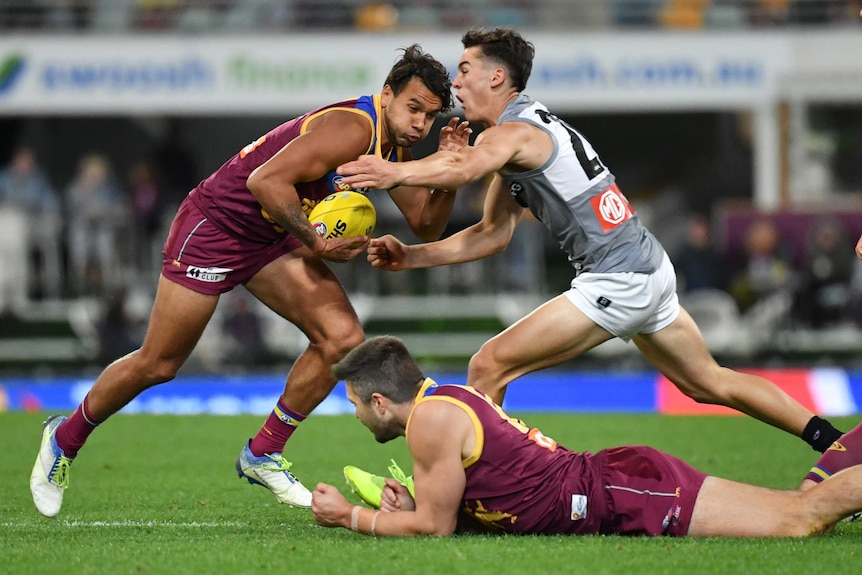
top-left (481, 120), bottom-right (550, 172)
top-left (305, 109), bottom-right (374, 155)
top-left (408, 394), bottom-right (476, 457)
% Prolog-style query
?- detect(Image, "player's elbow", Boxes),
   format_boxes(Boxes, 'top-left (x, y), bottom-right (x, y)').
top-left (489, 233), bottom-right (511, 255)
top-left (412, 223), bottom-right (445, 243)
top-left (475, 221), bottom-right (515, 255)
top-left (405, 210), bottom-right (448, 242)
top-left (422, 519), bottom-right (457, 537)
top-left (435, 155), bottom-right (485, 189)
top-left (407, 511), bottom-right (457, 537)
top-left (246, 167), bottom-right (265, 196)
top-left (246, 167), bottom-right (282, 203)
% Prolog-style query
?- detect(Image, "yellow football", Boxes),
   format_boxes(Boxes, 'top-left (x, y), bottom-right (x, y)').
top-left (308, 191), bottom-right (376, 240)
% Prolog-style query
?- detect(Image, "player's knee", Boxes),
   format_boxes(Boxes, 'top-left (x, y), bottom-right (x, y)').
top-left (660, 363), bottom-right (731, 405)
top-left (320, 322), bottom-right (365, 362)
top-left (149, 357), bottom-right (184, 384)
top-left (679, 384), bottom-right (721, 404)
top-left (131, 352), bottom-right (181, 386)
top-left (467, 347), bottom-right (502, 394)
top-left (785, 515), bottom-right (827, 537)
top-left (671, 373), bottom-right (728, 405)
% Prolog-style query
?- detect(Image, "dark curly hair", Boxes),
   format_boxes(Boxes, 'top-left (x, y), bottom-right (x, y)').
top-left (462, 28), bottom-right (535, 92)
top-left (385, 44), bottom-right (454, 114)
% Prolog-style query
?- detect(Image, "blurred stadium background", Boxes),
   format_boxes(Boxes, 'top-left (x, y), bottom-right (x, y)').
top-left (1, 0), bottom-right (862, 415)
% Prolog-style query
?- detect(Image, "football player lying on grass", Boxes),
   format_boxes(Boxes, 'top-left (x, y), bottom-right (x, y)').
top-left (312, 336), bottom-right (862, 538)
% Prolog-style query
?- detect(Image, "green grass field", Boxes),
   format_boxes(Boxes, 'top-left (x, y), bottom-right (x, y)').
top-left (2, 411), bottom-right (862, 575)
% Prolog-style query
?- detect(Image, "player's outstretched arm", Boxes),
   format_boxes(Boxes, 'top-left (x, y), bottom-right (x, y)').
top-left (385, 118), bottom-right (473, 241)
top-left (367, 234), bottom-right (409, 271)
top-left (370, 176), bottom-right (524, 271)
top-left (337, 123), bottom-right (522, 192)
top-left (312, 401), bottom-right (467, 537)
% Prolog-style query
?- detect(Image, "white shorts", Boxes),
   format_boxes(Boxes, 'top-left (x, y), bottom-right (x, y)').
top-left (564, 253), bottom-right (680, 342)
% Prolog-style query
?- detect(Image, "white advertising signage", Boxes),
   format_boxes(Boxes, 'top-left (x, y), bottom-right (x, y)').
top-left (0, 32), bottom-right (856, 115)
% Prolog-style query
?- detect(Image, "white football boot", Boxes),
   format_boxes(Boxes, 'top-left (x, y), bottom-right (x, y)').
top-left (235, 441), bottom-right (312, 508)
top-left (30, 415), bottom-right (73, 517)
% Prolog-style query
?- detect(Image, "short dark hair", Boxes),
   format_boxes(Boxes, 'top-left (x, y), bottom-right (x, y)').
top-left (332, 336), bottom-right (425, 404)
top-left (385, 44), bottom-right (454, 114)
top-left (461, 28), bottom-right (535, 92)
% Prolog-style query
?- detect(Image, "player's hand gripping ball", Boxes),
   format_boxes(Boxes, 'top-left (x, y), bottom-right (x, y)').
top-left (308, 191), bottom-right (376, 241)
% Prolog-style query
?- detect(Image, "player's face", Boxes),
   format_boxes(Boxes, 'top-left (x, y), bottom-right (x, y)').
top-left (346, 384), bottom-right (401, 443)
top-left (380, 76), bottom-right (443, 148)
top-left (453, 47), bottom-right (492, 122)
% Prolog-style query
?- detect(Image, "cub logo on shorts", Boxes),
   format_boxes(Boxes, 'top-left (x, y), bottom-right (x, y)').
top-left (589, 183), bottom-right (634, 233)
top-left (186, 266), bottom-right (232, 283)
top-left (570, 494), bottom-right (588, 521)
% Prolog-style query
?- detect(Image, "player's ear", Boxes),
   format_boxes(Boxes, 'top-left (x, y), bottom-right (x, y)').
top-left (370, 392), bottom-right (387, 414)
top-left (380, 84), bottom-right (394, 108)
top-left (490, 66), bottom-right (506, 89)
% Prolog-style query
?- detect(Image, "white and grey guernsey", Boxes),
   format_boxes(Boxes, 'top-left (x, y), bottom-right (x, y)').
top-left (497, 94), bottom-right (665, 276)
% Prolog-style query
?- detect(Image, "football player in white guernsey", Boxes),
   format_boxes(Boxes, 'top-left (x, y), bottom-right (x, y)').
top-left (337, 28), bottom-right (858, 481)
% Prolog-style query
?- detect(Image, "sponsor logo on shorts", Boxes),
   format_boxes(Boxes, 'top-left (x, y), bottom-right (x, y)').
top-left (828, 441), bottom-right (846, 452)
top-left (570, 494), bottom-right (587, 521)
top-left (662, 504), bottom-right (682, 529)
top-left (596, 296), bottom-right (612, 308)
top-left (186, 266), bottom-right (232, 283)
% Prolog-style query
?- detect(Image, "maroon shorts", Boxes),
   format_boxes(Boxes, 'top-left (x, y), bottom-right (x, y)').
top-left (161, 198), bottom-right (303, 295)
top-left (596, 446), bottom-right (707, 537)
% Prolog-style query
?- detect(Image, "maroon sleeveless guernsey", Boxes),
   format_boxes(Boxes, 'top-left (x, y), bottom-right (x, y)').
top-left (189, 94), bottom-right (403, 244)
top-left (410, 382), bottom-right (606, 535)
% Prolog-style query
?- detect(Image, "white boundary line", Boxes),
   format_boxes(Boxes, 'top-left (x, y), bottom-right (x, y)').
top-left (2, 520), bottom-right (250, 528)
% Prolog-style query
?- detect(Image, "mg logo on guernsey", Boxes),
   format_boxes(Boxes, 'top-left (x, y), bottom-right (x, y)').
top-left (186, 266), bottom-right (232, 283)
top-left (590, 183), bottom-right (634, 233)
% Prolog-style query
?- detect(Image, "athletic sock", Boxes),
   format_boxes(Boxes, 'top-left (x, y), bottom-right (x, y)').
top-left (54, 395), bottom-right (103, 459)
top-left (805, 421), bottom-right (862, 484)
top-left (248, 400), bottom-right (306, 457)
top-left (802, 416), bottom-right (844, 453)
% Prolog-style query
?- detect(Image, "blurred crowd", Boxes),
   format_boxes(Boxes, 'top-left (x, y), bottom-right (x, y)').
top-left (2, 139), bottom-right (862, 367)
top-left (3, 140), bottom-right (861, 319)
top-left (673, 211), bottom-right (862, 333)
top-left (1, 0), bottom-right (861, 367)
top-left (0, 143), bottom-right (193, 303)
top-left (0, 0), bottom-right (861, 32)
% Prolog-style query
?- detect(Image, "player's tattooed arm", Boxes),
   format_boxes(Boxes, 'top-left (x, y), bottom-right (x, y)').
top-left (248, 111), bottom-right (373, 261)
top-left (270, 198), bottom-right (328, 256)
top-left (266, 197), bottom-right (367, 263)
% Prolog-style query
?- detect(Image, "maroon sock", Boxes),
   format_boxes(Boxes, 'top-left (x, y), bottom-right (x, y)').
top-left (248, 400), bottom-right (306, 457)
top-left (54, 395), bottom-right (103, 459)
top-left (805, 422), bottom-right (862, 483)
